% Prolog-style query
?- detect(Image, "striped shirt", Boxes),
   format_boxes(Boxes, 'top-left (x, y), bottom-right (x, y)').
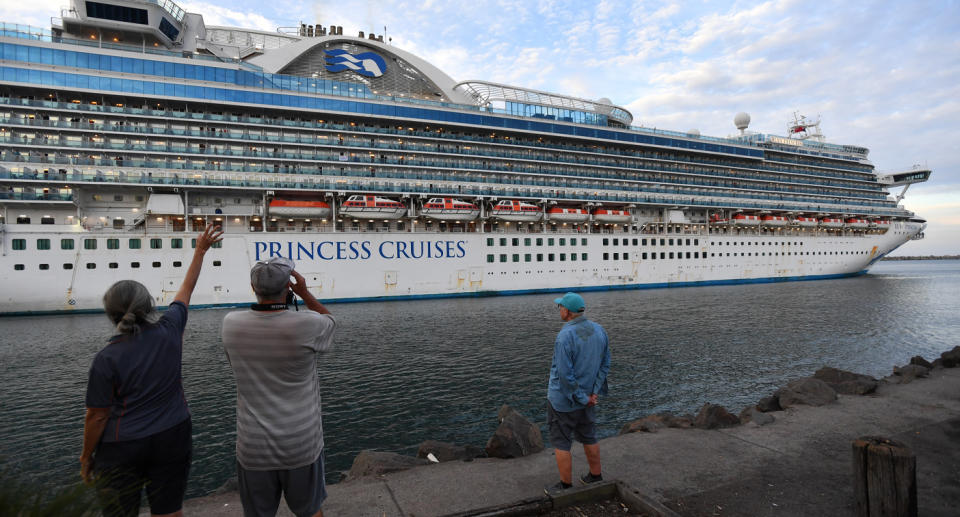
top-left (222, 309), bottom-right (336, 470)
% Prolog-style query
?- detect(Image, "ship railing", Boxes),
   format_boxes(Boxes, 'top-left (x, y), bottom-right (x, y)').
top-left (0, 96), bottom-right (876, 179)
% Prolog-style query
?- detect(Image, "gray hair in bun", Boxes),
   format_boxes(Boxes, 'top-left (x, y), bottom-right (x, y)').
top-left (103, 280), bottom-right (157, 334)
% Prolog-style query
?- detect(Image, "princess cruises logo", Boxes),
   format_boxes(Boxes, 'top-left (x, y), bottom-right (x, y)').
top-left (323, 49), bottom-right (387, 78)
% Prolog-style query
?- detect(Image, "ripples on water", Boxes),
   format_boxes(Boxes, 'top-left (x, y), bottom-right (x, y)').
top-left (1, 260), bottom-right (958, 497)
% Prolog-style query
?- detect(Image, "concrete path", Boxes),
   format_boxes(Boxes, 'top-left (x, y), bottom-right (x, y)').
top-left (170, 367), bottom-right (960, 516)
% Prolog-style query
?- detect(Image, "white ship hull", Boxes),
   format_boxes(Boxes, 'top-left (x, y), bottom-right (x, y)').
top-left (0, 221), bottom-right (923, 314)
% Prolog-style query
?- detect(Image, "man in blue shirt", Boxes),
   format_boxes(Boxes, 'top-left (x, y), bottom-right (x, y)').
top-left (545, 292), bottom-right (611, 494)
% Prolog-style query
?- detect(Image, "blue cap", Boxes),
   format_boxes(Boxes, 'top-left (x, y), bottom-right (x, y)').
top-left (554, 292), bottom-right (585, 313)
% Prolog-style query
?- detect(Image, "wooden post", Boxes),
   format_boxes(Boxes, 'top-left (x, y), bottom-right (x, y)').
top-left (852, 436), bottom-right (917, 517)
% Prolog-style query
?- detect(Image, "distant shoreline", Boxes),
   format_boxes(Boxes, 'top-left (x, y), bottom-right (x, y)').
top-left (883, 255), bottom-right (960, 261)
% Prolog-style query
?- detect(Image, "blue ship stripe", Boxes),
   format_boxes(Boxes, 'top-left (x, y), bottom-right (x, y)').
top-left (0, 270), bottom-right (868, 317)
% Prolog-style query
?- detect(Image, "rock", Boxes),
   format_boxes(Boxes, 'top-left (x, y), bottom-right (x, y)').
top-left (941, 346), bottom-right (960, 368)
top-left (485, 405), bottom-right (544, 458)
top-left (893, 364), bottom-right (929, 384)
top-left (813, 366), bottom-right (878, 395)
top-left (776, 378), bottom-right (837, 408)
top-left (619, 412), bottom-right (693, 434)
top-left (345, 450), bottom-right (430, 481)
top-left (756, 395), bottom-right (782, 413)
top-left (930, 358), bottom-right (944, 370)
top-left (739, 406), bottom-right (775, 426)
top-left (416, 440), bottom-right (485, 462)
top-left (694, 403), bottom-right (740, 429)
top-left (909, 356), bottom-right (932, 368)
top-left (214, 476), bottom-right (238, 494)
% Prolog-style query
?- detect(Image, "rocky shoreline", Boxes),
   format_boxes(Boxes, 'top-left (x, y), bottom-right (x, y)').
top-left (336, 345), bottom-right (960, 483)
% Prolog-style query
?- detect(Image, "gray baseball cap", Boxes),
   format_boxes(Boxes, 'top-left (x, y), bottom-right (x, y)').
top-left (250, 257), bottom-right (295, 296)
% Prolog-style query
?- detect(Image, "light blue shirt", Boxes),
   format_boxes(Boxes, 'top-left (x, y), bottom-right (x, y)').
top-left (547, 316), bottom-right (611, 412)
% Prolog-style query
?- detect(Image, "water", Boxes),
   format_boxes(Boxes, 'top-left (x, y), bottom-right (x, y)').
top-left (1, 260), bottom-right (958, 497)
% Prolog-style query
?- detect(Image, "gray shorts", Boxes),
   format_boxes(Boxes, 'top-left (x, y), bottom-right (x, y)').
top-left (237, 451), bottom-right (327, 517)
top-left (547, 400), bottom-right (598, 451)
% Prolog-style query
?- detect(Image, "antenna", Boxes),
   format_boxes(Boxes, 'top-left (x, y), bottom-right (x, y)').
top-left (788, 111), bottom-right (824, 142)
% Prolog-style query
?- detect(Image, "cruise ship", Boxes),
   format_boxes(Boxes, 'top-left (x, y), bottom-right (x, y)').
top-left (0, 0), bottom-right (931, 314)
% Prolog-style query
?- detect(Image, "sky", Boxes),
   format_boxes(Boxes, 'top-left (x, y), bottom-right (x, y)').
top-left (3, 0), bottom-right (959, 255)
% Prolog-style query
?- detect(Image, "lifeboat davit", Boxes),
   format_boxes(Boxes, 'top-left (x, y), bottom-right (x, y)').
top-left (339, 195), bottom-right (407, 220)
top-left (268, 199), bottom-right (332, 218)
top-left (845, 218), bottom-right (870, 229)
top-left (795, 216), bottom-right (818, 227)
top-left (709, 213), bottom-right (729, 225)
top-left (760, 215), bottom-right (788, 227)
top-left (732, 214), bottom-right (760, 226)
top-left (492, 200), bottom-right (542, 222)
top-left (820, 217), bottom-right (844, 228)
top-left (592, 208), bottom-right (631, 223)
top-left (547, 207), bottom-right (590, 223)
top-left (421, 197), bottom-right (480, 221)
top-left (874, 219), bottom-right (892, 228)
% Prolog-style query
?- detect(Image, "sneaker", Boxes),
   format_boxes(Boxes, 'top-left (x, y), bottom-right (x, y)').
top-left (579, 472), bottom-right (603, 484)
top-left (544, 481), bottom-right (573, 496)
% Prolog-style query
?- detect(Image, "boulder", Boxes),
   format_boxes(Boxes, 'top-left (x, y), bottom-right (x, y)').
top-left (930, 358), bottom-right (944, 370)
top-left (694, 403), bottom-right (740, 429)
top-left (619, 412), bottom-right (693, 434)
top-left (739, 406), bottom-right (775, 426)
top-left (756, 395), bottom-right (782, 413)
top-left (416, 440), bottom-right (485, 462)
top-left (776, 378), bottom-right (837, 408)
top-left (345, 450), bottom-right (430, 481)
top-left (909, 356), bottom-right (932, 368)
top-left (812, 366), bottom-right (878, 395)
top-left (941, 346), bottom-right (960, 368)
top-left (893, 364), bottom-right (929, 384)
top-left (485, 405), bottom-right (544, 458)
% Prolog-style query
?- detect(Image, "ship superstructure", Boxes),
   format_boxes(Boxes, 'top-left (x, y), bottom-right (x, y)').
top-left (0, 1), bottom-right (930, 314)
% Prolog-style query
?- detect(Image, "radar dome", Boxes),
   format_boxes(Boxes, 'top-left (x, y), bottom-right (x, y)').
top-left (734, 112), bottom-right (751, 131)
top-left (687, 129), bottom-right (701, 137)
top-left (597, 97), bottom-right (612, 105)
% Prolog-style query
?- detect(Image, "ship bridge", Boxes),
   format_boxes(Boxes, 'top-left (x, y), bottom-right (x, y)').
top-left (877, 166), bottom-right (931, 187)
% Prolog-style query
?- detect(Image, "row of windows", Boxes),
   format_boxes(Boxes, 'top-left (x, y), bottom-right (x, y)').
top-left (487, 253), bottom-right (589, 263)
top-left (487, 237), bottom-right (587, 247)
top-left (9, 237), bottom-right (222, 251)
top-left (12, 260), bottom-right (222, 271)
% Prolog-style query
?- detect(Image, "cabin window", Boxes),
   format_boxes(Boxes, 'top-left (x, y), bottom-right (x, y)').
top-left (486, 254), bottom-right (494, 263)
top-left (642, 239), bottom-right (648, 246)
top-left (613, 253), bottom-right (619, 260)
top-left (61, 239), bottom-right (74, 250)
top-left (623, 253), bottom-right (629, 260)
top-left (152, 262), bottom-right (161, 268)
top-left (41, 216), bottom-right (55, 225)
top-left (499, 238), bottom-right (507, 246)
top-left (512, 254), bottom-right (520, 262)
top-left (524, 238), bottom-right (531, 246)
top-left (536, 238), bottom-right (543, 246)
top-left (16, 216), bottom-right (30, 224)
top-left (633, 239), bottom-right (638, 245)
top-left (613, 239), bottom-right (619, 245)
top-left (660, 239), bottom-right (665, 245)
top-left (86, 263), bottom-right (96, 269)
top-left (12, 239), bottom-right (26, 250)
top-left (603, 253), bottom-right (609, 260)
top-left (129, 238), bottom-right (141, 249)
top-left (581, 253), bottom-right (588, 260)
top-left (173, 261), bottom-right (182, 267)
top-left (84, 239), bottom-right (97, 250)
top-left (660, 252), bottom-right (665, 259)
top-left (548, 238), bottom-right (555, 246)
top-left (106, 239), bottom-right (119, 250)
top-left (36, 239), bottom-right (51, 250)
top-left (581, 239), bottom-right (586, 245)
top-left (537, 253), bottom-right (544, 262)
top-left (668, 239), bottom-right (674, 245)
top-left (570, 253), bottom-right (577, 262)
top-left (512, 238), bottom-right (519, 246)
top-left (108, 262), bottom-right (118, 269)
top-left (560, 253), bottom-right (566, 261)
top-left (499, 254), bottom-right (507, 263)
top-left (171, 238), bottom-right (183, 249)
top-left (694, 239), bottom-right (699, 245)
top-left (602, 238), bottom-right (609, 246)
top-left (63, 263), bottom-right (73, 270)
top-left (486, 238), bottom-right (494, 246)
top-left (524, 254), bottom-right (532, 262)
top-left (686, 239), bottom-right (691, 245)
top-left (39, 264), bottom-right (49, 270)
top-left (14, 264), bottom-right (25, 271)
top-left (559, 238), bottom-right (566, 246)
top-left (150, 239), bottom-right (162, 249)
top-left (131, 262), bottom-right (140, 268)
top-left (642, 253), bottom-right (648, 260)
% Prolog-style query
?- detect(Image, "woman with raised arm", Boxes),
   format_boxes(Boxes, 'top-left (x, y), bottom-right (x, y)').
top-left (80, 224), bottom-right (223, 517)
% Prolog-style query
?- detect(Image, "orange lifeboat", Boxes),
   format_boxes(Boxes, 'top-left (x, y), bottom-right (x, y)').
top-left (339, 194), bottom-right (406, 220)
top-left (760, 215), bottom-right (788, 227)
top-left (421, 197), bottom-right (480, 221)
top-left (795, 216), bottom-right (818, 227)
top-left (592, 208), bottom-right (631, 223)
top-left (269, 199), bottom-right (332, 218)
top-left (547, 207), bottom-right (590, 223)
top-left (709, 213), bottom-right (729, 225)
top-left (492, 200), bottom-right (542, 222)
top-left (732, 214), bottom-right (760, 226)
top-left (820, 217), bottom-right (844, 228)
top-left (845, 218), bottom-right (870, 229)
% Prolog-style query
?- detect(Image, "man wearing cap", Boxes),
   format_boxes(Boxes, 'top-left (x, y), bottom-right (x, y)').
top-left (221, 257), bottom-right (336, 517)
top-left (545, 292), bottom-right (611, 495)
